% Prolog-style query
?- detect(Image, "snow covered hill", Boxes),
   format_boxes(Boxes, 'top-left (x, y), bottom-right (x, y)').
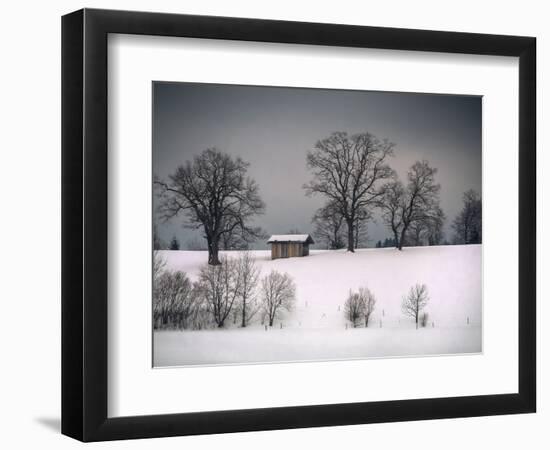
top-left (154, 245), bottom-right (481, 367)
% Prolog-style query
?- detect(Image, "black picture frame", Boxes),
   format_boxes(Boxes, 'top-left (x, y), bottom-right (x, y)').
top-left (61, 8), bottom-right (536, 442)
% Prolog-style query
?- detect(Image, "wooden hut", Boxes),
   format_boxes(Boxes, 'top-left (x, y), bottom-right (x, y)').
top-left (267, 234), bottom-right (315, 260)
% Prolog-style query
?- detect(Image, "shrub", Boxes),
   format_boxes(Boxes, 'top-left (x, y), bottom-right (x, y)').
top-left (153, 270), bottom-right (199, 329)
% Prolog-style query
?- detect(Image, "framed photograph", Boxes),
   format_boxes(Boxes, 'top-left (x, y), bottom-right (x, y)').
top-left (62, 8), bottom-right (536, 442)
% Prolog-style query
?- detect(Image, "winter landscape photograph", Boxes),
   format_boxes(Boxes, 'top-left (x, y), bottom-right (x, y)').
top-left (152, 82), bottom-right (482, 367)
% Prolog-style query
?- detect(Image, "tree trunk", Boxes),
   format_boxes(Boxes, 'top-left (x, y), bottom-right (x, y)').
top-left (208, 238), bottom-right (221, 265)
top-left (392, 227), bottom-right (400, 250)
top-left (241, 300), bottom-right (247, 328)
top-left (332, 229), bottom-right (340, 250)
top-left (346, 219), bottom-right (355, 252)
top-left (398, 227), bottom-right (407, 251)
top-left (365, 315), bottom-right (369, 327)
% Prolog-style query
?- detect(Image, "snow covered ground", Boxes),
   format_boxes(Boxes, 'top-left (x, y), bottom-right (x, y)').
top-left (154, 245), bottom-right (481, 367)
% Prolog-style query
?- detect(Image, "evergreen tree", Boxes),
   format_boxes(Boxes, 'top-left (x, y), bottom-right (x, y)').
top-left (170, 236), bottom-right (180, 250)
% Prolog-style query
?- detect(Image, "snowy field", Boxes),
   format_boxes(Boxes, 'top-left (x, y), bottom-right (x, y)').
top-left (154, 245), bottom-right (482, 367)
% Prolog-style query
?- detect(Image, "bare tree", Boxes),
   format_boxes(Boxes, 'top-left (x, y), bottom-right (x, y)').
top-left (344, 290), bottom-right (365, 328)
top-left (153, 270), bottom-right (199, 329)
top-left (343, 287), bottom-right (376, 327)
top-left (153, 250), bottom-right (166, 282)
top-left (235, 252), bottom-right (260, 327)
top-left (312, 201), bottom-right (346, 249)
top-left (304, 131), bottom-right (394, 252)
top-left (408, 205), bottom-right (445, 247)
top-left (426, 206), bottom-right (446, 246)
top-left (408, 220), bottom-right (428, 246)
top-left (398, 161), bottom-right (441, 250)
top-left (401, 283), bottom-right (429, 329)
top-left (379, 161), bottom-right (441, 250)
top-left (197, 256), bottom-right (240, 327)
top-left (452, 189), bottom-right (482, 244)
top-left (261, 271), bottom-right (296, 327)
top-left (361, 287), bottom-right (376, 327)
top-left (152, 266), bottom-right (170, 327)
top-left (156, 148), bottom-right (265, 265)
top-left (379, 180), bottom-right (405, 247)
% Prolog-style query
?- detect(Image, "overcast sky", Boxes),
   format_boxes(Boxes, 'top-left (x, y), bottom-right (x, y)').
top-left (153, 82), bottom-right (481, 249)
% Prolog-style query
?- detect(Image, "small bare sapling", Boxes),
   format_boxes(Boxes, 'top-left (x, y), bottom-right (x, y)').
top-left (361, 288), bottom-right (376, 327)
top-left (343, 287), bottom-right (376, 328)
top-left (401, 283), bottom-right (429, 329)
top-left (261, 270), bottom-right (296, 327)
top-left (344, 290), bottom-right (364, 328)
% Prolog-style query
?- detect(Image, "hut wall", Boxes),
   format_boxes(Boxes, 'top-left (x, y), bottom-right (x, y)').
top-left (270, 241), bottom-right (310, 259)
top-left (288, 243), bottom-right (302, 257)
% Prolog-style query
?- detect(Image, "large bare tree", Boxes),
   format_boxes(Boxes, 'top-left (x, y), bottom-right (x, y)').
top-left (379, 179), bottom-right (405, 247)
top-left (156, 148), bottom-right (265, 265)
top-left (379, 160), bottom-right (442, 250)
top-left (452, 189), bottom-right (482, 244)
top-left (304, 131), bottom-right (394, 252)
top-left (261, 271), bottom-right (296, 327)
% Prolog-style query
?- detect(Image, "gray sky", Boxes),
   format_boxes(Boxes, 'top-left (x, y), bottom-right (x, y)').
top-left (153, 82), bottom-right (481, 249)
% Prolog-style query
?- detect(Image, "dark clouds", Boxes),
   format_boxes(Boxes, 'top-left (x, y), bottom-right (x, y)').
top-left (153, 82), bottom-right (481, 248)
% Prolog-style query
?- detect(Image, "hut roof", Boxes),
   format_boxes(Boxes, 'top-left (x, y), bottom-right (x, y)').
top-left (267, 234), bottom-right (315, 244)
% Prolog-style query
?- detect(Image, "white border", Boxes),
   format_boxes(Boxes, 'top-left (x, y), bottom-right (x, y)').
top-left (107, 34), bottom-right (518, 417)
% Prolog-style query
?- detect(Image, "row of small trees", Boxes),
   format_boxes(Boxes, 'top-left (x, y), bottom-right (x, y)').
top-left (344, 283), bottom-right (429, 329)
top-left (153, 252), bottom-right (296, 330)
